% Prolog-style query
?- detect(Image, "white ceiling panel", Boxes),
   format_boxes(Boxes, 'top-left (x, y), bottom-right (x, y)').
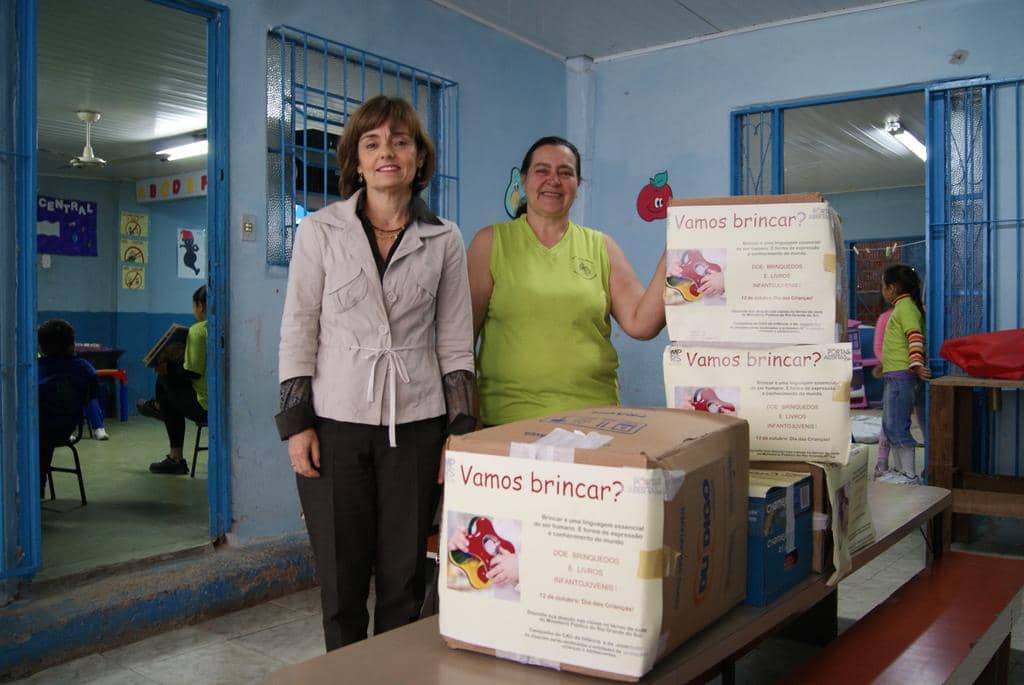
top-left (37, 0), bottom-right (207, 180)
top-left (680, 0), bottom-right (905, 33)
top-left (435, 0), bottom-right (918, 58)
top-left (784, 92), bottom-right (925, 193)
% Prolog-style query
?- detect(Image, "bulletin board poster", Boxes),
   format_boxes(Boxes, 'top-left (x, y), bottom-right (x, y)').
top-left (663, 343), bottom-right (853, 464)
top-left (439, 451), bottom-right (664, 679)
top-left (664, 201), bottom-right (838, 345)
top-left (136, 170), bottom-right (208, 203)
top-left (122, 265), bottom-right (145, 290)
top-left (177, 228), bottom-right (206, 279)
top-left (120, 211), bottom-right (149, 238)
top-left (121, 239), bottom-right (148, 264)
top-left (37, 195), bottom-right (97, 256)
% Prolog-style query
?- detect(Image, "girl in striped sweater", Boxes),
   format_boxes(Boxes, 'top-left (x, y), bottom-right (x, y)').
top-left (878, 264), bottom-right (931, 484)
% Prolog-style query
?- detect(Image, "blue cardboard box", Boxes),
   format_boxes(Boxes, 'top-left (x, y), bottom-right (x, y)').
top-left (746, 470), bottom-right (813, 606)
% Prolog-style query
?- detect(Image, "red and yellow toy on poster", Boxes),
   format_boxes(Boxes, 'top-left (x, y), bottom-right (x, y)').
top-left (448, 516), bottom-right (516, 589)
top-left (666, 249), bottom-right (723, 302)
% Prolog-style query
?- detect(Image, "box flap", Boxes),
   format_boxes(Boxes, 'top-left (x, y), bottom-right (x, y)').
top-left (670, 192), bottom-right (826, 207)
top-left (749, 469), bottom-right (812, 498)
top-left (448, 406), bottom-right (747, 468)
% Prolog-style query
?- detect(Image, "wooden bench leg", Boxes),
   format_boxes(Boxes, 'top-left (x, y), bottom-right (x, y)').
top-left (952, 387), bottom-right (974, 543)
top-left (972, 634), bottom-right (1011, 685)
top-left (781, 588), bottom-right (837, 646)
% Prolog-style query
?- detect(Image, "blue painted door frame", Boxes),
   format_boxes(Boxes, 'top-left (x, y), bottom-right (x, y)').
top-left (0, 0), bottom-right (230, 582)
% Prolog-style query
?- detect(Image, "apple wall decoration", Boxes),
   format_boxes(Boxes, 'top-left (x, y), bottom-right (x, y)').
top-left (636, 170), bottom-right (673, 222)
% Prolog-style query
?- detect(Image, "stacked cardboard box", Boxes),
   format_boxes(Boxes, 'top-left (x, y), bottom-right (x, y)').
top-left (662, 194), bottom-right (871, 584)
top-left (439, 407), bottom-right (748, 681)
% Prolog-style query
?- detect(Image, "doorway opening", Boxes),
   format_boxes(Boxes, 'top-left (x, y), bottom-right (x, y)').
top-left (32, 0), bottom-right (224, 582)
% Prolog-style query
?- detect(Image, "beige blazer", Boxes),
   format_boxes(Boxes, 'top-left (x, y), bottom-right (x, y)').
top-left (278, 191), bottom-right (474, 445)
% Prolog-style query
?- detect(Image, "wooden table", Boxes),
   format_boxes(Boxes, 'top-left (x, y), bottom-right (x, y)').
top-left (928, 375), bottom-right (1024, 545)
top-left (264, 483), bottom-right (951, 685)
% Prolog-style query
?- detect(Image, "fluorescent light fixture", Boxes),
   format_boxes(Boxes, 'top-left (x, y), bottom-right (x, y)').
top-left (885, 116), bottom-right (926, 161)
top-left (156, 140), bottom-right (208, 161)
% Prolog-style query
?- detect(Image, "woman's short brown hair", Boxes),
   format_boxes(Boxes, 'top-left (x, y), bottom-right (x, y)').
top-left (336, 95), bottom-right (436, 198)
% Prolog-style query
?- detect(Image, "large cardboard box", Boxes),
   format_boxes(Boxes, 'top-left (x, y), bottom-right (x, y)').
top-left (664, 193), bottom-right (846, 346)
top-left (663, 343), bottom-right (854, 464)
top-left (440, 407), bottom-right (749, 682)
top-left (746, 470), bottom-right (814, 605)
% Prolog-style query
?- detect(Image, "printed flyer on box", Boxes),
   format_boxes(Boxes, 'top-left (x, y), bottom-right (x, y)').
top-left (820, 446), bottom-right (876, 585)
top-left (663, 343), bottom-right (853, 464)
top-left (439, 450), bottom-right (665, 679)
top-left (665, 200), bottom-right (838, 344)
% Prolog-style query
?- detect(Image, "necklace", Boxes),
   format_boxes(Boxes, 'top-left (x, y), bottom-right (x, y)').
top-left (373, 225), bottom-right (405, 242)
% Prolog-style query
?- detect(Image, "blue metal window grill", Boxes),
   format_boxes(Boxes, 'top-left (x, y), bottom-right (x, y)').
top-left (926, 78), bottom-right (1024, 477)
top-left (731, 108), bottom-right (780, 195)
top-left (266, 26), bottom-right (459, 266)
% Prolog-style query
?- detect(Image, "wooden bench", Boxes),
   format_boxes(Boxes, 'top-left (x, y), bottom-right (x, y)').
top-left (782, 551), bottom-right (1024, 684)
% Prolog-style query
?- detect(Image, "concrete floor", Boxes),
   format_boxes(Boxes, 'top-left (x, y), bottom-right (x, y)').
top-left (13, 534), bottom-right (1024, 684)
top-left (37, 416), bottom-right (210, 582)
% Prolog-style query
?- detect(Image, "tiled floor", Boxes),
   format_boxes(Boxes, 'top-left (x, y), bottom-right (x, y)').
top-left (39, 417), bottom-right (209, 581)
top-left (15, 533), bottom-right (1024, 684)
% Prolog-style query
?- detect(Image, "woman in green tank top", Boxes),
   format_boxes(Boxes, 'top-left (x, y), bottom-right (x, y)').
top-left (467, 136), bottom-right (667, 426)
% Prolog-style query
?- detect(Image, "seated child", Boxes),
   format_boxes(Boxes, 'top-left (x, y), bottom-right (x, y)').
top-left (136, 285), bottom-right (208, 475)
top-left (37, 319), bottom-right (98, 488)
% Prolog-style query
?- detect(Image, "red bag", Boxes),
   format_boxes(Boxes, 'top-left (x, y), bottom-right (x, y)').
top-left (939, 329), bottom-right (1024, 380)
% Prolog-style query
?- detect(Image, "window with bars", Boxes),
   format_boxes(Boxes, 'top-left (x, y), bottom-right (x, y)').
top-left (266, 26), bottom-right (459, 266)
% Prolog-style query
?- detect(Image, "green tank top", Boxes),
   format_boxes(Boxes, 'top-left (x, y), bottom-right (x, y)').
top-left (478, 216), bottom-right (619, 425)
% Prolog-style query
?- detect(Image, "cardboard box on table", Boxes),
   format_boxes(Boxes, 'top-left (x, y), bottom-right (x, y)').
top-left (439, 407), bottom-right (749, 682)
top-left (754, 444), bottom-right (873, 582)
top-left (664, 193), bottom-right (847, 346)
top-left (663, 343), bottom-right (853, 465)
top-left (746, 470), bottom-right (814, 605)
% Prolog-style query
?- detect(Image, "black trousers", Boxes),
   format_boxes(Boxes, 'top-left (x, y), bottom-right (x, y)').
top-left (296, 415), bottom-right (444, 651)
top-left (155, 374), bottom-right (207, 449)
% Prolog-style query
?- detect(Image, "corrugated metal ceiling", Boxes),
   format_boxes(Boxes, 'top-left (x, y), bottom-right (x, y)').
top-left (37, 0), bottom-right (207, 180)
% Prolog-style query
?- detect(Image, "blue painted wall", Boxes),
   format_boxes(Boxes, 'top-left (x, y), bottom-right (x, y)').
top-left (222, 0), bottom-right (567, 540)
top-left (826, 186), bottom-right (925, 242)
top-left (585, 0), bottom-right (1024, 407)
top-left (116, 185), bottom-right (207, 314)
top-left (36, 176), bottom-right (118, 313)
top-left (36, 177), bottom-right (207, 408)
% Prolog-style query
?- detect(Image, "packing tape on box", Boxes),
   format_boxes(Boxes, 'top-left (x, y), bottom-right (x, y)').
top-left (663, 469), bottom-right (686, 501)
top-left (813, 512), bottom-right (830, 531)
top-left (637, 545), bottom-right (683, 579)
top-left (509, 442), bottom-right (576, 462)
top-left (823, 253), bottom-right (837, 273)
top-left (832, 381), bottom-right (851, 402)
top-left (495, 650), bottom-right (561, 670)
top-left (656, 632), bottom-right (670, 657)
top-left (785, 485), bottom-right (796, 553)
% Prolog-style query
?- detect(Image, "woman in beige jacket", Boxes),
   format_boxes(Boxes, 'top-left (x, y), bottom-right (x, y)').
top-left (276, 96), bottom-right (475, 650)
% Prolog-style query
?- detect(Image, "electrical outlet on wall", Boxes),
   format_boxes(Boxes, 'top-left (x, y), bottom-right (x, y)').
top-left (241, 213), bottom-right (257, 241)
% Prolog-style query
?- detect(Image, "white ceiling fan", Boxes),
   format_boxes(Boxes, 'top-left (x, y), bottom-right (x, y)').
top-left (68, 110), bottom-right (107, 168)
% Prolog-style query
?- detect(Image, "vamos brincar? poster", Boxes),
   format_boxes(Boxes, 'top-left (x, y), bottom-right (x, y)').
top-left (665, 196), bottom-right (841, 345)
top-left (664, 343), bottom-right (853, 464)
top-left (441, 451), bottom-right (664, 677)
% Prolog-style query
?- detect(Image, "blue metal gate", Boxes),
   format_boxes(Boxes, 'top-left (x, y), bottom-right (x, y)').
top-left (926, 77), bottom-right (1024, 475)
